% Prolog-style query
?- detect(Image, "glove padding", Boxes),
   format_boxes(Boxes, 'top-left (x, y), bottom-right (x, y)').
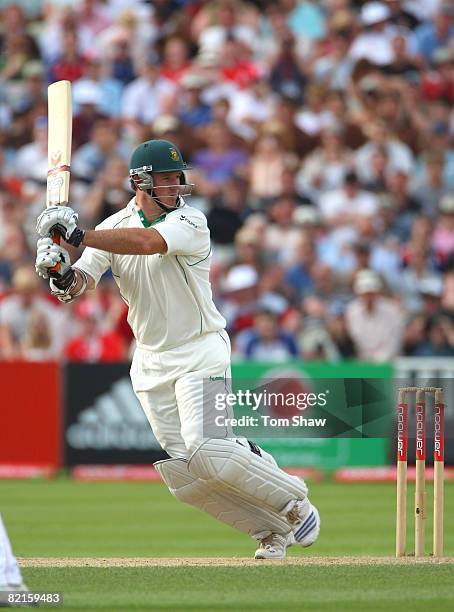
top-left (35, 236), bottom-right (71, 279)
top-left (36, 205), bottom-right (78, 238)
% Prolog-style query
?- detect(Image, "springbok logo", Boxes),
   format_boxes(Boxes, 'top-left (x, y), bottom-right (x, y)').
top-left (169, 148), bottom-right (180, 161)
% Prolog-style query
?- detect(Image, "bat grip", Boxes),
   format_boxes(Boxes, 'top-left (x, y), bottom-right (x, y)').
top-left (49, 230), bottom-right (62, 275)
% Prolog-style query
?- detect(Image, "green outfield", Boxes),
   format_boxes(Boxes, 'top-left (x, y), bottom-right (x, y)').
top-left (1, 479), bottom-right (454, 610)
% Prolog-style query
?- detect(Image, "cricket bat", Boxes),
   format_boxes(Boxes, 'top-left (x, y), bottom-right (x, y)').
top-left (46, 80), bottom-right (72, 274)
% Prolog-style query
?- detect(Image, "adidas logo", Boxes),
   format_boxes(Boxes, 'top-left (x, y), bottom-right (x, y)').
top-left (66, 378), bottom-right (161, 450)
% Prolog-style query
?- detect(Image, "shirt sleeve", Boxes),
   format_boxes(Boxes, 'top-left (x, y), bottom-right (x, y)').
top-left (72, 225), bottom-right (112, 288)
top-left (154, 210), bottom-right (210, 257)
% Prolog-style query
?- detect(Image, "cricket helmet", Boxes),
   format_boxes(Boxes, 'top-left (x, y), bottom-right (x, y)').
top-left (129, 139), bottom-right (188, 187)
top-left (128, 139), bottom-right (192, 210)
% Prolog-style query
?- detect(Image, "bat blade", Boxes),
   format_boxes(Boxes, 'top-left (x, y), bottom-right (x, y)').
top-left (46, 80), bottom-right (72, 274)
top-left (47, 80), bottom-right (72, 208)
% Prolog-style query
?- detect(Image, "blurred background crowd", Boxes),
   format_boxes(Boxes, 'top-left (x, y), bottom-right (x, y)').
top-left (1, 0), bottom-right (454, 363)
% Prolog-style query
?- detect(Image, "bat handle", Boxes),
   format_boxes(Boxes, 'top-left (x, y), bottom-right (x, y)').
top-left (49, 230), bottom-right (62, 275)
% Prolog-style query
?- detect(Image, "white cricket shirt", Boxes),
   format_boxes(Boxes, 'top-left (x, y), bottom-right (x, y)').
top-left (74, 197), bottom-right (226, 351)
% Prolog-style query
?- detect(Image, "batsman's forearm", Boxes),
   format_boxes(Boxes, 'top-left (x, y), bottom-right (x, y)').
top-left (81, 228), bottom-right (167, 255)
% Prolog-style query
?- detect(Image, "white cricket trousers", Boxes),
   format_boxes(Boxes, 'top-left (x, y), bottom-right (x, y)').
top-left (0, 514), bottom-right (22, 586)
top-left (130, 330), bottom-right (233, 458)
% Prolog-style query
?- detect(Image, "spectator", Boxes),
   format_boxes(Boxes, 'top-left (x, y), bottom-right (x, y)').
top-left (72, 55), bottom-right (124, 117)
top-left (412, 314), bottom-right (454, 356)
top-left (412, 151), bottom-right (448, 217)
top-left (295, 84), bottom-right (333, 136)
top-left (13, 116), bottom-right (48, 182)
top-left (192, 121), bottom-right (248, 197)
top-left (355, 121), bottom-right (414, 183)
top-left (241, 309), bottom-right (299, 362)
top-left (48, 28), bottom-right (87, 83)
top-left (72, 83), bottom-right (109, 149)
top-left (248, 134), bottom-right (294, 205)
top-left (83, 156), bottom-right (131, 225)
top-left (297, 128), bottom-right (353, 198)
top-left (64, 311), bottom-right (125, 362)
top-left (178, 73), bottom-right (213, 129)
top-left (121, 59), bottom-right (176, 134)
top-left (348, 2), bottom-right (395, 66)
top-left (414, 2), bottom-right (454, 65)
top-left (160, 36), bottom-right (191, 84)
top-left (268, 33), bottom-right (306, 102)
top-left (318, 171), bottom-right (378, 229)
top-left (432, 193), bottom-right (454, 263)
top-left (0, 267), bottom-right (66, 360)
top-left (345, 269), bottom-right (405, 361)
top-left (2, 0), bottom-right (454, 365)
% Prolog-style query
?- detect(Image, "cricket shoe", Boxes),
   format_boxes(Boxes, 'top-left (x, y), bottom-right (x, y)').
top-left (285, 500), bottom-right (320, 547)
top-left (254, 533), bottom-right (288, 560)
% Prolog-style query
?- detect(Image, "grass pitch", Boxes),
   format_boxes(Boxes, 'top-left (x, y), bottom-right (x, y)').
top-left (1, 479), bottom-right (454, 610)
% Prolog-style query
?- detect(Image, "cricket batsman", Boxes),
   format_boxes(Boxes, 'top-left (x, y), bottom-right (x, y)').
top-left (35, 139), bottom-right (320, 559)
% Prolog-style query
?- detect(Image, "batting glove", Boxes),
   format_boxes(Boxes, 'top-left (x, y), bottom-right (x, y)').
top-left (36, 205), bottom-right (85, 246)
top-left (35, 236), bottom-right (71, 279)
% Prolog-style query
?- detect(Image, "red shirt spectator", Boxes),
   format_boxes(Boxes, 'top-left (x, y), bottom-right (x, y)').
top-left (65, 316), bottom-right (125, 362)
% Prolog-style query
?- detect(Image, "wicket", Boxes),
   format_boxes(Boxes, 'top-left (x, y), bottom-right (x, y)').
top-left (396, 387), bottom-right (445, 558)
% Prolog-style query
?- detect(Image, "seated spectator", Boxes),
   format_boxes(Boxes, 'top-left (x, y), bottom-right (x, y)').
top-left (72, 55), bottom-right (124, 117)
top-left (325, 303), bottom-right (356, 358)
top-left (295, 84), bottom-right (333, 136)
top-left (263, 195), bottom-right (300, 261)
top-left (192, 121), bottom-right (248, 197)
top-left (178, 73), bottom-right (212, 129)
top-left (355, 121), bottom-right (414, 184)
top-left (72, 118), bottom-right (127, 184)
top-left (268, 33), bottom-right (306, 102)
top-left (381, 33), bottom-right (421, 78)
top-left (297, 128), bottom-right (353, 199)
top-left (107, 33), bottom-right (136, 85)
top-left (420, 47), bottom-right (454, 103)
top-left (48, 27), bottom-right (87, 83)
top-left (121, 59), bottom-right (176, 134)
top-left (241, 309), bottom-right (299, 362)
top-left (72, 83), bottom-right (109, 149)
top-left (432, 193), bottom-right (454, 263)
top-left (13, 116), bottom-right (48, 182)
top-left (21, 310), bottom-right (59, 361)
top-left (318, 171), bottom-right (378, 229)
top-left (248, 134), bottom-right (295, 206)
top-left (219, 264), bottom-right (260, 335)
top-left (297, 296), bottom-right (341, 361)
top-left (83, 156), bottom-right (131, 225)
top-left (159, 36), bottom-right (191, 84)
top-left (398, 241), bottom-right (442, 312)
top-left (348, 2), bottom-right (395, 66)
top-left (311, 15), bottom-right (355, 90)
top-left (64, 311), bottom-right (125, 362)
top-left (0, 267), bottom-right (66, 360)
top-left (284, 232), bottom-right (317, 301)
top-left (411, 151), bottom-right (448, 218)
top-left (412, 314), bottom-right (454, 357)
top-left (228, 76), bottom-right (277, 141)
top-left (414, 2), bottom-right (454, 65)
top-left (345, 269), bottom-right (405, 361)
top-left (217, 37), bottom-right (261, 90)
top-left (207, 176), bottom-right (247, 261)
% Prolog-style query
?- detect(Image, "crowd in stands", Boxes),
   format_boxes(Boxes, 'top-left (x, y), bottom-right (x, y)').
top-left (1, 0), bottom-right (454, 363)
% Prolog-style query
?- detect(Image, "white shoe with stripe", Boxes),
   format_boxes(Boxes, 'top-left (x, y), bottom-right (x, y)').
top-left (254, 533), bottom-right (288, 560)
top-left (286, 501), bottom-right (320, 547)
